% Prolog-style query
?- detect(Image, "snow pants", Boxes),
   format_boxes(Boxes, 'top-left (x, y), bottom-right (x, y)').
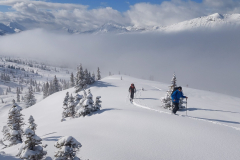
top-left (130, 92), bottom-right (134, 99)
top-left (172, 102), bottom-right (179, 114)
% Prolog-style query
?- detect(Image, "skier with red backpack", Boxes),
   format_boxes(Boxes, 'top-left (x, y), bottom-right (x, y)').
top-left (129, 83), bottom-right (136, 102)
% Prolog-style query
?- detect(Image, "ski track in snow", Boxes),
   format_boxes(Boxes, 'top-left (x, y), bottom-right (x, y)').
top-left (132, 88), bottom-right (240, 132)
top-left (151, 86), bottom-right (162, 91)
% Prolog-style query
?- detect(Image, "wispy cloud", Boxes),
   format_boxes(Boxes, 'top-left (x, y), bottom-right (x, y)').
top-left (0, 0), bottom-right (240, 31)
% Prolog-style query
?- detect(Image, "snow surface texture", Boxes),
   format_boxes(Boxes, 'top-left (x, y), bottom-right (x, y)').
top-left (1, 75), bottom-right (240, 160)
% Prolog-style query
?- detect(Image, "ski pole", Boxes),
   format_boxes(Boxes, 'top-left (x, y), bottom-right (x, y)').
top-left (186, 99), bottom-right (188, 116)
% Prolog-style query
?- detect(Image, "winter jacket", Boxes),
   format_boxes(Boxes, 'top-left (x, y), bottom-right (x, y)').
top-left (171, 90), bottom-right (186, 103)
top-left (129, 86), bottom-right (136, 93)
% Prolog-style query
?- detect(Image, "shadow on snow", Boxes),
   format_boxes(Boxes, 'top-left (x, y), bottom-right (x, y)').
top-left (186, 108), bottom-right (240, 114)
top-left (91, 81), bottom-right (117, 88)
top-left (189, 116), bottom-right (240, 125)
top-left (89, 108), bottom-right (120, 116)
top-left (42, 136), bottom-right (62, 142)
top-left (0, 154), bottom-right (19, 160)
top-left (134, 98), bottom-right (159, 100)
top-left (41, 132), bottom-right (57, 137)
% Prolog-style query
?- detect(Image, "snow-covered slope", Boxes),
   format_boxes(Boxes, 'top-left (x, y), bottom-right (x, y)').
top-left (66, 13), bottom-right (240, 34)
top-left (0, 23), bottom-right (15, 35)
top-left (7, 22), bottom-right (26, 33)
top-left (0, 22), bottom-right (25, 35)
top-left (158, 13), bottom-right (240, 32)
top-left (64, 22), bottom-right (146, 35)
top-left (1, 75), bottom-right (240, 160)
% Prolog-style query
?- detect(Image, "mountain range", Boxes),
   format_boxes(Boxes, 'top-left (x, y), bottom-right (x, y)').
top-left (0, 13), bottom-right (240, 35)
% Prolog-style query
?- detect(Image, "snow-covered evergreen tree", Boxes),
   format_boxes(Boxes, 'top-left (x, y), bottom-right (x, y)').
top-left (74, 94), bottom-right (82, 106)
top-left (97, 67), bottom-right (101, 80)
top-left (53, 75), bottom-right (60, 93)
top-left (67, 94), bottom-right (75, 117)
top-left (17, 87), bottom-right (20, 102)
top-left (43, 82), bottom-right (49, 99)
top-left (28, 115), bottom-right (37, 132)
top-left (94, 96), bottom-right (102, 111)
top-left (91, 72), bottom-right (96, 84)
top-left (42, 83), bottom-right (46, 98)
top-left (48, 81), bottom-right (54, 96)
top-left (84, 69), bottom-right (90, 85)
top-left (54, 136), bottom-right (82, 160)
top-left (70, 73), bottom-right (75, 87)
top-left (24, 86), bottom-right (36, 108)
top-left (171, 73), bottom-right (177, 90)
top-left (75, 64), bottom-right (86, 93)
top-left (62, 92), bottom-right (69, 120)
top-left (63, 92), bottom-right (69, 107)
top-left (2, 100), bottom-right (24, 146)
top-left (161, 73), bottom-right (178, 109)
top-left (17, 128), bottom-right (47, 160)
top-left (76, 89), bottom-right (94, 117)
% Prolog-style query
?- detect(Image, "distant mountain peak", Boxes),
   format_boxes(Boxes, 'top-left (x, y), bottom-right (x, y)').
top-left (0, 21), bottom-right (25, 35)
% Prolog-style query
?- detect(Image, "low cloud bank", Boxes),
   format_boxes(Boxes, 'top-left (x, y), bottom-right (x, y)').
top-left (0, 28), bottom-right (240, 97)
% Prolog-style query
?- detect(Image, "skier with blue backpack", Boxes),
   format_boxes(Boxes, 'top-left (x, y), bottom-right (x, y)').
top-left (171, 86), bottom-right (188, 114)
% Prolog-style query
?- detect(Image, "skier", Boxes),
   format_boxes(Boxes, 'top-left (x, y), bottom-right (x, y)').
top-left (129, 83), bottom-right (136, 102)
top-left (171, 86), bottom-right (188, 114)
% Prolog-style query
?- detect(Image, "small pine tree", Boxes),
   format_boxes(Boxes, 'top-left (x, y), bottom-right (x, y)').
top-left (17, 87), bottom-right (20, 102)
top-left (17, 128), bottom-right (47, 160)
top-left (76, 89), bottom-right (94, 117)
top-left (70, 73), bottom-right (75, 87)
top-left (48, 81), bottom-right (54, 96)
top-left (94, 96), bottom-right (102, 111)
top-left (75, 64), bottom-right (86, 93)
top-left (171, 73), bottom-right (177, 90)
top-left (24, 86), bottom-right (36, 108)
top-left (2, 100), bottom-right (24, 146)
top-left (91, 72), bottom-right (96, 84)
top-left (53, 75), bottom-right (60, 93)
top-left (63, 92), bottom-right (69, 107)
top-left (54, 136), bottom-right (82, 160)
top-left (28, 115), bottom-right (37, 132)
top-left (62, 92), bottom-right (69, 120)
top-left (97, 67), bottom-right (101, 80)
top-left (43, 82), bottom-right (49, 99)
top-left (84, 69), bottom-right (90, 85)
top-left (161, 73), bottom-right (178, 109)
top-left (74, 93), bottom-right (82, 106)
top-left (68, 94), bottom-right (75, 117)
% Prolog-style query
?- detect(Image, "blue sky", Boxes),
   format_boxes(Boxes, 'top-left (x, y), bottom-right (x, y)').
top-left (0, 0), bottom-right (203, 12)
top-left (48, 0), bottom-right (203, 11)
